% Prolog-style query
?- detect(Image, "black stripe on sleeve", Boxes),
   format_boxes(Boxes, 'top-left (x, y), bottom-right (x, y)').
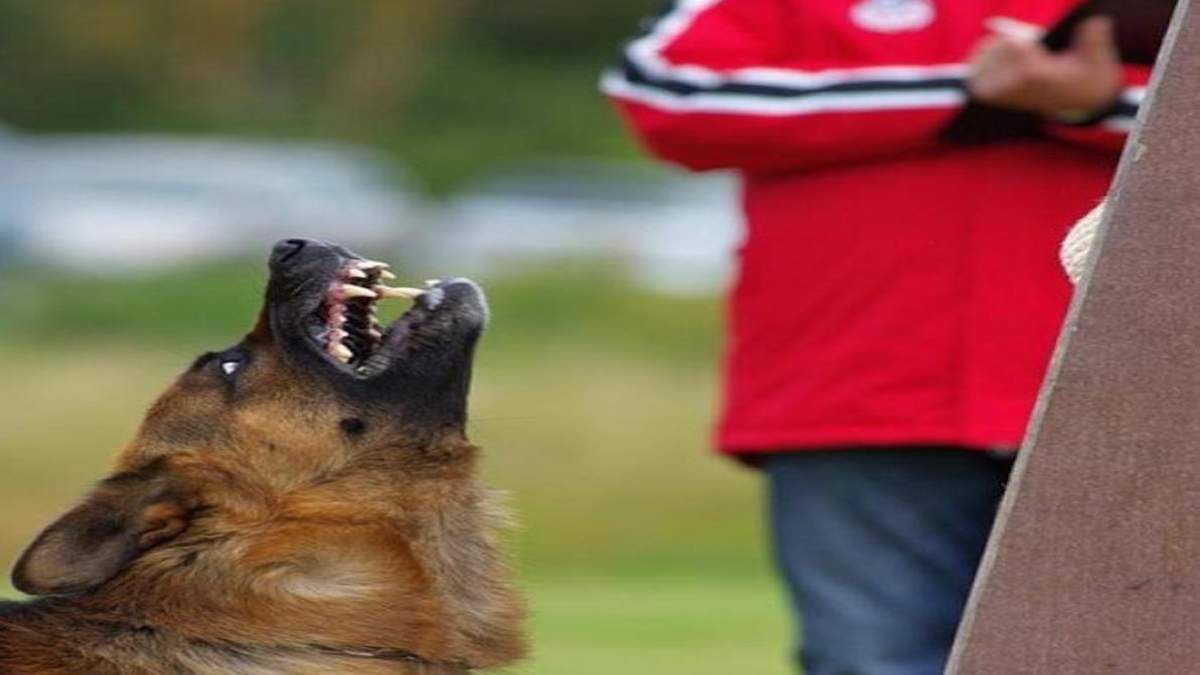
top-left (620, 56), bottom-right (967, 100)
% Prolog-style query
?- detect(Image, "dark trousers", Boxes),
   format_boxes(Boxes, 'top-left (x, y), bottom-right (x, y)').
top-left (764, 448), bottom-right (1013, 675)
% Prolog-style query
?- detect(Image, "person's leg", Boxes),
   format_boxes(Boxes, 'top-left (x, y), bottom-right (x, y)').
top-left (764, 448), bottom-right (1012, 675)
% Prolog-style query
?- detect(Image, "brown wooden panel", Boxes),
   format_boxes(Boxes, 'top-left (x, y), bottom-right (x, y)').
top-left (946, 2), bottom-right (1200, 673)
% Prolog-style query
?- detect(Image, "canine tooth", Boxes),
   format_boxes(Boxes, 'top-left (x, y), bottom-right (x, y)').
top-left (346, 269), bottom-right (368, 279)
top-left (356, 260), bottom-right (390, 270)
top-left (375, 286), bottom-right (423, 300)
top-left (368, 328), bottom-right (383, 340)
top-left (379, 270), bottom-right (397, 280)
top-left (330, 343), bottom-right (354, 363)
top-left (341, 285), bottom-right (378, 300)
top-left (424, 279), bottom-right (441, 288)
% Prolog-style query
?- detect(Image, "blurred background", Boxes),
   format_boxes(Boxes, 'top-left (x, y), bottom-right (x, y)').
top-left (0, 2), bottom-right (790, 674)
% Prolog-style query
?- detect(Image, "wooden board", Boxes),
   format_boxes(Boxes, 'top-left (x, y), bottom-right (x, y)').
top-left (945, 2), bottom-right (1200, 673)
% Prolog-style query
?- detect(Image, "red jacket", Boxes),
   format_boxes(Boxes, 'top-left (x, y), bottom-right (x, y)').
top-left (603, 0), bottom-right (1149, 456)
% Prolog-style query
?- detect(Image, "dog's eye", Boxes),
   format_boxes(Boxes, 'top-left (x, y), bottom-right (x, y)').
top-left (219, 360), bottom-right (242, 377)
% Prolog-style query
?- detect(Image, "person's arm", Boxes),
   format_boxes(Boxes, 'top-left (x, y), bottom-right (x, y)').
top-left (968, 16), bottom-right (1146, 154)
top-left (600, 0), bottom-right (971, 173)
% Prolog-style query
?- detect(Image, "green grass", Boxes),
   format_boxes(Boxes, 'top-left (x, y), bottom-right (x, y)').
top-left (0, 265), bottom-right (794, 674)
top-left (529, 575), bottom-right (791, 675)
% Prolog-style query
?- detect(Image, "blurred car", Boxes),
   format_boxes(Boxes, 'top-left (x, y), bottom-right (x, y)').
top-left (0, 134), bottom-right (422, 271)
top-left (426, 159), bottom-right (741, 295)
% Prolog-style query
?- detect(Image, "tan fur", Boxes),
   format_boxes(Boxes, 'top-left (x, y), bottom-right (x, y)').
top-left (0, 311), bottom-right (525, 673)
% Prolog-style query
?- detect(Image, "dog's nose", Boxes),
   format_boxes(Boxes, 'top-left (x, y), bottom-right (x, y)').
top-left (271, 239), bottom-right (311, 266)
top-left (271, 238), bottom-right (342, 269)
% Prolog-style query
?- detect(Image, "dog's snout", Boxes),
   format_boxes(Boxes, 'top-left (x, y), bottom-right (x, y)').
top-left (265, 238), bottom-right (345, 302)
top-left (271, 239), bottom-right (313, 266)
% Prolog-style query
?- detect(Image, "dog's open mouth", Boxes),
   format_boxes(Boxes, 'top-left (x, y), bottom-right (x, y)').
top-left (268, 239), bottom-right (487, 386)
top-left (311, 258), bottom-right (444, 376)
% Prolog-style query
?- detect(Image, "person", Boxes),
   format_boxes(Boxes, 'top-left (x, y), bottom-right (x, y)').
top-left (602, 2), bottom-right (1150, 673)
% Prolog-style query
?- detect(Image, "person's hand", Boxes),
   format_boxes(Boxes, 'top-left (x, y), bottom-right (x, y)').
top-left (967, 16), bottom-right (1123, 119)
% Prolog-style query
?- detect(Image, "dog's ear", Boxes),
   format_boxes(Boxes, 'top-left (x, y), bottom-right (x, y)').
top-left (12, 465), bottom-right (190, 596)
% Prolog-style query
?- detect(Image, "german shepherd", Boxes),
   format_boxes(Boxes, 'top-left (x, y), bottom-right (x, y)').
top-left (0, 239), bottom-right (525, 674)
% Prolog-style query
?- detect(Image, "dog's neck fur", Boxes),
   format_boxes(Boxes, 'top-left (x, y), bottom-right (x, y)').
top-left (0, 472), bottom-right (524, 675)
top-left (0, 607), bottom-right (471, 675)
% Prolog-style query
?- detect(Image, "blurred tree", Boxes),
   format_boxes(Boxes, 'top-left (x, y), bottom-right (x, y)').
top-left (467, 0), bottom-right (658, 60)
top-left (0, 0), bottom-right (461, 131)
top-left (0, 0), bottom-right (655, 193)
top-left (0, 1), bottom-right (151, 129)
top-left (316, 0), bottom-right (466, 136)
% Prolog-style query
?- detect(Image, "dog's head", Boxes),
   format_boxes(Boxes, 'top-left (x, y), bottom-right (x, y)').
top-left (11, 239), bottom-right (521, 666)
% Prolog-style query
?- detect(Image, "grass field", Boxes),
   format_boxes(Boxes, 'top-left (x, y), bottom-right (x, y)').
top-left (0, 263), bottom-right (795, 675)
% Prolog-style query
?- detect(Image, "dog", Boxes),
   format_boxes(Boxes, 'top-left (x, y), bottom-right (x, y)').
top-left (0, 239), bottom-right (525, 674)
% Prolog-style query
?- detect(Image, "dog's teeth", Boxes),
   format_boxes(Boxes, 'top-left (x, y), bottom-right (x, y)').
top-left (330, 343), bottom-right (354, 363)
top-left (379, 270), bottom-right (397, 280)
top-left (424, 279), bottom-right (441, 288)
top-left (375, 286), bottom-right (423, 300)
top-left (356, 260), bottom-right (390, 271)
top-left (368, 328), bottom-right (383, 340)
top-left (341, 285), bottom-right (378, 300)
top-left (346, 269), bottom-right (368, 279)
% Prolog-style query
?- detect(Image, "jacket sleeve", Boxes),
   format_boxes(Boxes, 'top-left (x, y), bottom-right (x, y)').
top-left (1044, 65), bottom-right (1151, 154)
top-left (600, 0), bottom-right (971, 172)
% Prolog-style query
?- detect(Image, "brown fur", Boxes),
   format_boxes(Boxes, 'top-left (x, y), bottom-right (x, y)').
top-left (0, 279), bottom-right (525, 673)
